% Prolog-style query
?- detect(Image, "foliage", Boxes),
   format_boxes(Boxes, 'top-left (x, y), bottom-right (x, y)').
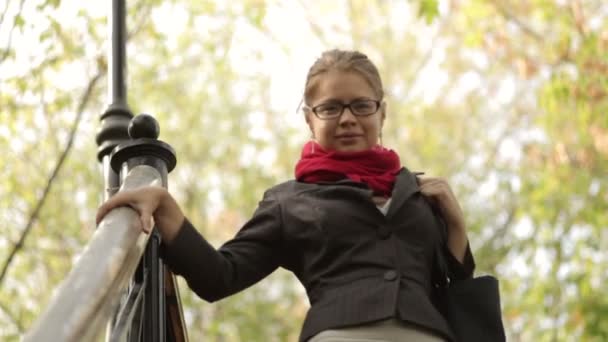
top-left (0, 0), bottom-right (606, 341)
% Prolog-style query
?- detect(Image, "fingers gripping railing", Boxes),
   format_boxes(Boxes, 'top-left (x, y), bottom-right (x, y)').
top-left (24, 165), bottom-right (161, 341)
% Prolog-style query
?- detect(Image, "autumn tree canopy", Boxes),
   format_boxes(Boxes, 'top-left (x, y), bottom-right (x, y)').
top-left (0, 0), bottom-right (606, 341)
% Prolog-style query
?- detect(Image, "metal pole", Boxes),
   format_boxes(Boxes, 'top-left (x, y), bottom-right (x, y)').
top-left (109, 0), bottom-right (128, 108)
top-left (96, 0), bottom-right (133, 201)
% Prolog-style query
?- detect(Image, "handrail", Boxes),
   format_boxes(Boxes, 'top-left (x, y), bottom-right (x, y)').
top-left (24, 165), bottom-right (161, 341)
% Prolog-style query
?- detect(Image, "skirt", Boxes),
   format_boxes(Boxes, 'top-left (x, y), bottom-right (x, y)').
top-left (308, 319), bottom-right (447, 342)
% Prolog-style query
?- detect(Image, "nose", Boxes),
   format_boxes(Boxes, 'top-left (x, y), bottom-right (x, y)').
top-left (338, 107), bottom-right (357, 126)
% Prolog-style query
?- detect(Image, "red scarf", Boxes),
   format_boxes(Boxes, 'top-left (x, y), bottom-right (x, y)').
top-left (294, 141), bottom-right (401, 197)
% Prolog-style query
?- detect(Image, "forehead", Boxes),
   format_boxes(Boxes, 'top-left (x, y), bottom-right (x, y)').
top-left (308, 70), bottom-right (376, 104)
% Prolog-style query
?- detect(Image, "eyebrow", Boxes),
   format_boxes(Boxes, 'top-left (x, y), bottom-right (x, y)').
top-left (315, 97), bottom-right (375, 105)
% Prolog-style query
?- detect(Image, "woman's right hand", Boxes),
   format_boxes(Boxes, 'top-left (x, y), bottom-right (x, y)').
top-left (95, 186), bottom-right (185, 244)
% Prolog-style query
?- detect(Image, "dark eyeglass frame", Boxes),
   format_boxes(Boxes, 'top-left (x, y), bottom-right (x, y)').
top-left (303, 99), bottom-right (381, 120)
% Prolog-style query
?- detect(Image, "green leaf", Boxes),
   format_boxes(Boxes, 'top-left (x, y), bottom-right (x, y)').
top-left (418, 0), bottom-right (439, 23)
top-left (14, 15), bottom-right (25, 28)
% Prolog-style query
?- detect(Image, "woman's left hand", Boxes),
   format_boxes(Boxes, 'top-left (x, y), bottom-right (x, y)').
top-left (417, 176), bottom-right (466, 233)
top-left (418, 176), bottom-right (469, 262)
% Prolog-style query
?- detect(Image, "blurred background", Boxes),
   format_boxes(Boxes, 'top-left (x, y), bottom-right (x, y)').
top-left (0, 0), bottom-right (606, 341)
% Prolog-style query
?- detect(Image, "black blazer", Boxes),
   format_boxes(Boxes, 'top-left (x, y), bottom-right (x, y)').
top-left (161, 168), bottom-right (475, 341)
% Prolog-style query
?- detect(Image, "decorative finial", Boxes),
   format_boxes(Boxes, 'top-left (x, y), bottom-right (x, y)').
top-left (128, 113), bottom-right (159, 139)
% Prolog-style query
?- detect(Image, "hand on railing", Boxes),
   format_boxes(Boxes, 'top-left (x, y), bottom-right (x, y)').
top-left (96, 185), bottom-right (185, 244)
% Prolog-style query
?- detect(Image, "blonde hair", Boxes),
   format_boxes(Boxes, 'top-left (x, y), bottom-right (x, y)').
top-left (304, 49), bottom-right (384, 105)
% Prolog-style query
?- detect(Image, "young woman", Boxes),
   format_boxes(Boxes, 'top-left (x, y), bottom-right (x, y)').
top-left (96, 49), bottom-right (474, 342)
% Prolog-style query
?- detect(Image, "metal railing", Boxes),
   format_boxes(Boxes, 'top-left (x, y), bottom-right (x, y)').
top-left (25, 166), bottom-right (160, 341)
top-left (25, 1), bottom-right (189, 340)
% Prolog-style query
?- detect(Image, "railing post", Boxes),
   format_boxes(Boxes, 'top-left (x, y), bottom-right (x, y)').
top-left (110, 114), bottom-right (177, 342)
top-left (95, 0), bottom-right (187, 339)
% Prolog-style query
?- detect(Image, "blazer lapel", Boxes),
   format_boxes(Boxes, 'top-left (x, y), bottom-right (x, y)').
top-left (385, 168), bottom-right (423, 220)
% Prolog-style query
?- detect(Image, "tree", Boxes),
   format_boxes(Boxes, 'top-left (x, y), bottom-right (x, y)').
top-left (1, 0), bottom-right (605, 341)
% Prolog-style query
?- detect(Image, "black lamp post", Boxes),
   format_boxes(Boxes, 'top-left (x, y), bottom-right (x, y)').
top-left (95, 1), bottom-right (183, 341)
top-left (96, 0), bottom-right (132, 201)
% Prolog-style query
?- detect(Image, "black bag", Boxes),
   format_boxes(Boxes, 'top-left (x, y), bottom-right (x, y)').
top-left (420, 174), bottom-right (506, 342)
top-left (434, 245), bottom-right (507, 342)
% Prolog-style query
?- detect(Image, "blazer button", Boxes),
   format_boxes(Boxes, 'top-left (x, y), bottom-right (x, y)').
top-left (383, 270), bottom-right (398, 281)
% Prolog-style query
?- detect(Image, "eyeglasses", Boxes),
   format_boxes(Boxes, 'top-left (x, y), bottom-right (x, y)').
top-left (303, 99), bottom-right (381, 120)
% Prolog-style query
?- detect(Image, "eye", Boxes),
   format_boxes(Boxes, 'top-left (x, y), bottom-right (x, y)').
top-left (351, 100), bottom-right (376, 113)
top-left (316, 103), bottom-right (342, 115)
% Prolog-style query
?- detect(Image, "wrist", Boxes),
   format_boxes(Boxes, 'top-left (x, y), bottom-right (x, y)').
top-left (154, 190), bottom-right (184, 244)
top-left (157, 213), bottom-right (184, 244)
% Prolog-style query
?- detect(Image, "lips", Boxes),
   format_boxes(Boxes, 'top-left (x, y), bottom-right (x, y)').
top-left (335, 133), bottom-right (363, 139)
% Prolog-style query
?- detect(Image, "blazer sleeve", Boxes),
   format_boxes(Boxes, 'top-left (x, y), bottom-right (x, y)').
top-left (160, 191), bottom-right (283, 302)
top-left (442, 242), bottom-right (475, 281)
top-left (429, 199), bottom-right (476, 281)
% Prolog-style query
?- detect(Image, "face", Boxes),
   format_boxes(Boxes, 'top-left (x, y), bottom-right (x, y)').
top-left (305, 70), bottom-right (385, 152)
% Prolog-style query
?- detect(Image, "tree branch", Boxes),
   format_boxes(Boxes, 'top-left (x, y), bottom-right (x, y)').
top-left (489, 0), bottom-right (543, 42)
top-left (0, 70), bottom-right (104, 287)
top-left (401, 19), bottom-right (446, 101)
top-left (0, 299), bottom-right (23, 334)
top-left (126, 0), bottom-right (153, 41)
top-left (568, 0), bottom-right (587, 37)
top-left (0, 0), bottom-right (11, 29)
top-left (0, 0), bottom-right (154, 287)
top-left (0, 0), bottom-right (24, 64)
top-left (296, 0), bottom-right (331, 48)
